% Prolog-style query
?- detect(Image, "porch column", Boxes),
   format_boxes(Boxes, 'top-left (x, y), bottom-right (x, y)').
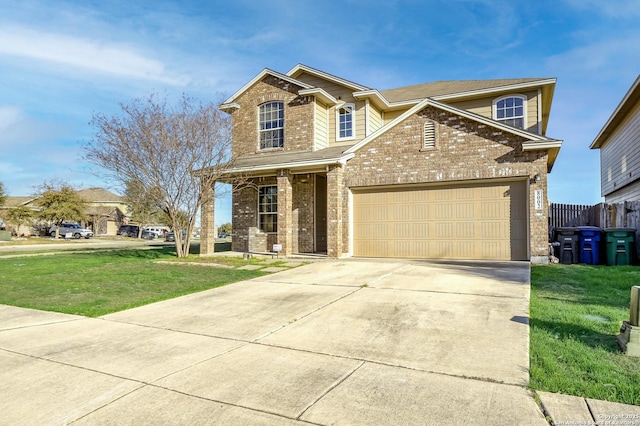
top-left (327, 164), bottom-right (344, 258)
top-left (277, 169), bottom-right (293, 256)
top-left (200, 183), bottom-right (216, 256)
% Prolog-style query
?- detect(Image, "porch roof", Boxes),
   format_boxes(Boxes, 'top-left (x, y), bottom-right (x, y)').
top-left (223, 145), bottom-right (355, 175)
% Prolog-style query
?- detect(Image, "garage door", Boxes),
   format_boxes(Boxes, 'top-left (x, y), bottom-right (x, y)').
top-left (353, 181), bottom-right (528, 260)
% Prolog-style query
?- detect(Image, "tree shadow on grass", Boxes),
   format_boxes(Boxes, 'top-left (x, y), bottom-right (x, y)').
top-left (530, 317), bottom-right (622, 353)
top-left (160, 241), bottom-right (232, 257)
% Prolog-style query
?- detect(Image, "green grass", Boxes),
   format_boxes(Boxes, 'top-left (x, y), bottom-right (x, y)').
top-left (530, 264), bottom-right (640, 405)
top-left (0, 247), bottom-right (267, 317)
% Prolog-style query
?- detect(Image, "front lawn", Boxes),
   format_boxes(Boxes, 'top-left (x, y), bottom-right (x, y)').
top-left (530, 264), bottom-right (640, 405)
top-left (0, 247), bottom-right (272, 317)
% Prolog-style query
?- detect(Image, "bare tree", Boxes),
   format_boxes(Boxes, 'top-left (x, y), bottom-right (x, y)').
top-left (86, 93), bottom-right (236, 257)
top-left (123, 178), bottom-right (163, 239)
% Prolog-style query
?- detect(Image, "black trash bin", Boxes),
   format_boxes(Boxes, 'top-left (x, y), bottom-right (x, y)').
top-left (605, 228), bottom-right (636, 266)
top-left (555, 227), bottom-right (579, 264)
top-left (577, 226), bottom-right (603, 265)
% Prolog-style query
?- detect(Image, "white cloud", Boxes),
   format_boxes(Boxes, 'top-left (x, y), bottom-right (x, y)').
top-left (0, 26), bottom-right (188, 85)
top-left (546, 35), bottom-right (640, 81)
top-left (0, 106), bottom-right (22, 131)
top-left (563, 0), bottom-right (640, 18)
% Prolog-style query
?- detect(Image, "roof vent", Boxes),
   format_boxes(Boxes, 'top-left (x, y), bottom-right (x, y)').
top-left (423, 121), bottom-right (436, 149)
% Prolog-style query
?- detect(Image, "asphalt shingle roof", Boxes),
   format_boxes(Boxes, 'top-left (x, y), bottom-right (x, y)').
top-left (380, 78), bottom-right (550, 103)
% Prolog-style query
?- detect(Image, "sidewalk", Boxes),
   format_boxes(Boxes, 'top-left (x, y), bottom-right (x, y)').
top-left (537, 391), bottom-right (640, 425)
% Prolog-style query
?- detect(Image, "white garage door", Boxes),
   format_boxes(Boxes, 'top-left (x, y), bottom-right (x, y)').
top-left (353, 180), bottom-right (528, 260)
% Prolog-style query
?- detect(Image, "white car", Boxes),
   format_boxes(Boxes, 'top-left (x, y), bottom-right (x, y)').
top-left (50, 223), bottom-right (94, 239)
top-left (144, 227), bottom-right (168, 238)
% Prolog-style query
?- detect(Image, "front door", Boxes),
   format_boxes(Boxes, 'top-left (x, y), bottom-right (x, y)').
top-left (315, 174), bottom-right (328, 253)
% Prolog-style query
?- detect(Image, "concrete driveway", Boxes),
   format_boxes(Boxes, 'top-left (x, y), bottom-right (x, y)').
top-left (0, 259), bottom-right (547, 425)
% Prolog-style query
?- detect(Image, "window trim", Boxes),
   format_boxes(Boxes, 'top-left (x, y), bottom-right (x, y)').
top-left (336, 102), bottom-right (356, 141)
top-left (257, 185), bottom-right (278, 234)
top-left (492, 94), bottom-right (527, 129)
top-left (258, 101), bottom-right (284, 150)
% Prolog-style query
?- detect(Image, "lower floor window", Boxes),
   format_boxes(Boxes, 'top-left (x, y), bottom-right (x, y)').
top-left (258, 185), bottom-right (277, 232)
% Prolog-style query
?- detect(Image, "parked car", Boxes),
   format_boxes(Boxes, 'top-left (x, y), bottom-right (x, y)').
top-left (50, 223), bottom-right (94, 239)
top-left (165, 230), bottom-right (187, 242)
top-left (141, 229), bottom-right (157, 240)
top-left (117, 225), bottom-right (140, 237)
top-left (145, 227), bottom-right (168, 238)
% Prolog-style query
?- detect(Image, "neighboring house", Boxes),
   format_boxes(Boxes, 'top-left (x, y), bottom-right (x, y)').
top-left (0, 196), bottom-right (40, 236)
top-left (0, 188), bottom-right (127, 237)
top-left (590, 75), bottom-right (640, 203)
top-left (200, 64), bottom-right (562, 262)
top-left (77, 188), bottom-right (128, 236)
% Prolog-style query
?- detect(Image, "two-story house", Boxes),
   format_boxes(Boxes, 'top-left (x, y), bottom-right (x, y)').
top-left (201, 64), bottom-right (562, 262)
top-left (590, 75), bottom-right (640, 203)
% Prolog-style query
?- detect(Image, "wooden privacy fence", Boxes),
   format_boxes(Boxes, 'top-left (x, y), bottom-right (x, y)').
top-left (549, 202), bottom-right (640, 261)
top-left (550, 202), bottom-right (640, 230)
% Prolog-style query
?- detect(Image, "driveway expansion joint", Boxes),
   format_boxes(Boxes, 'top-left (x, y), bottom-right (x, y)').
top-left (296, 360), bottom-right (366, 420)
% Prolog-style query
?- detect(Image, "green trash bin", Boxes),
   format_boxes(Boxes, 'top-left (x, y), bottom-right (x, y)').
top-left (604, 228), bottom-right (636, 266)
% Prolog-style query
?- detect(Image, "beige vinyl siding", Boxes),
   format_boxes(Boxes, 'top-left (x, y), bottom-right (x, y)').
top-left (315, 100), bottom-right (329, 150)
top-left (294, 72), bottom-right (367, 146)
top-left (383, 109), bottom-right (408, 124)
top-left (446, 90), bottom-right (540, 134)
top-left (446, 97), bottom-right (492, 119)
top-left (600, 101), bottom-right (640, 198)
top-left (525, 90), bottom-right (539, 133)
top-left (368, 103), bottom-right (383, 135)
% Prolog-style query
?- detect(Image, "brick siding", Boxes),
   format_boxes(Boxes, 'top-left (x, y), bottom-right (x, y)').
top-left (344, 105), bottom-right (549, 258)
top-left (230, 77), bottom-right (315, 158)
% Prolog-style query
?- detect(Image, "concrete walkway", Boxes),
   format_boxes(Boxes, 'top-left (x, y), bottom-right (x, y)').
top-left (0, 258), bottom-right (637, 425)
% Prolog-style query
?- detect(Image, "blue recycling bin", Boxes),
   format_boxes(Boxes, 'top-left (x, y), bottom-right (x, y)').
top-left (577, 226), bottom-right (603, 265)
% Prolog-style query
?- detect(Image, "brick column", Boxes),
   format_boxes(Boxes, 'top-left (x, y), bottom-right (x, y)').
top-left (200, 183), bottom-right (215, 256)
top-left (327, 164), bottom-right (344, 258)
top-left (277, 169), bottom-right (293, 256)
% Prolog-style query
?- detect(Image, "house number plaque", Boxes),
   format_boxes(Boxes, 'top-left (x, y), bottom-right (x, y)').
top-left (534, 190), bottom-right (543, 210)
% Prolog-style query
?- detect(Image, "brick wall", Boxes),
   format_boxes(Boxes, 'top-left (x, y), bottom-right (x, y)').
top-left (230, 77), bottom-right (315, 158)
top-left (343, 105), bottom-right (550, 259)
top-left (327, 165), bottom-right (344, 258)
top-left (200, 184), bottom-right (215, 256)
top-left (232, 175), bottom-right (316, 254)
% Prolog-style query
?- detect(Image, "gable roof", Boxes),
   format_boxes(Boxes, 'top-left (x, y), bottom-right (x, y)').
top-left (220, 65), bottom-right (556, 125)
top-left (219, 64), bottom-right (561, 171)
top-left (286, 64), bottom-right (370, 92)
top-left (380, 78), bottom-right (555, 103)
top-left (2, 196), bottom-right (38, 208)
top-left (220, 68), bottom-right (313, 111)
top-left (590, 75), bottom-right (640, 149)
top-left (344, 97), bottom-right (562, 171)
top-left (77, 188), bottom-right (123, 203)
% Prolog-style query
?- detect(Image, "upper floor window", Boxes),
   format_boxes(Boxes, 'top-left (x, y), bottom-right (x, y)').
top-left (493, 95), bottom-right (526, 129)
top-left (337, 103), bottom-right (355, 140)
top-left (259, 102), bottom-right (284, 149)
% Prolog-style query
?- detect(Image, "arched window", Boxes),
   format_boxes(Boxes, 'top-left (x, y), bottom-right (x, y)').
top-left (259, 101), bottom-right (284, 149)
top-left (493, 95), bottom-right (526, 129)
top-left (337, 103), bottom-right (355, 140)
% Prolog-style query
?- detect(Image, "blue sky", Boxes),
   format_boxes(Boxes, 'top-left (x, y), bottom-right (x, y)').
top-left (1, 0), bottom-right (639, 225)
